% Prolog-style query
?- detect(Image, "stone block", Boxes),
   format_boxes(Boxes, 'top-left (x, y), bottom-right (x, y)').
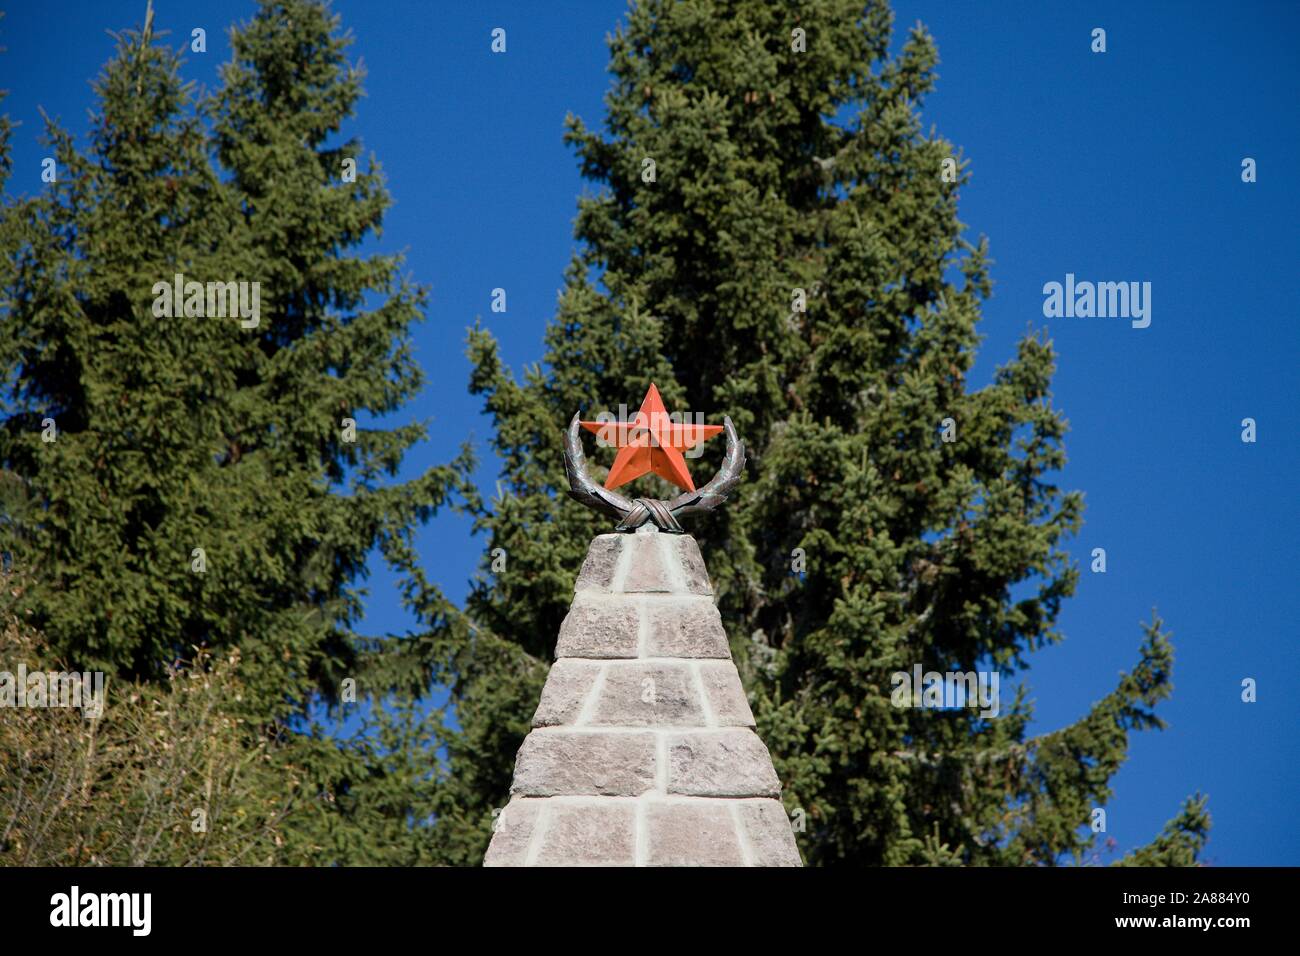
top-left (532, 659), bottom-right (602, 727)
top-left (736, 799), bottom-right (802, 866)
top-left (590, 661), bottom-right (705, 727)
top-left (535, 802), bottom-right (637, 866)
top-left (621, 532), bottom-right (674, 593)
top-left (699, 661), bottom-right (755, 726)
top-left (483, 798), bottom-right (542, 867)
top-left (644, 801), bottom-right (745, 866)
top-left (512, 730), bottom-right (656, 797)
top-left (667, 730), bottom-right (781, 797)
top-left (672, 536), bottom-right (713, 596)
top-left (646, 599), bottom-right (729, 658)
top-left (575, 535), bottom-right (622, 593)
top-left (555, 598), bottom-right (640, 658)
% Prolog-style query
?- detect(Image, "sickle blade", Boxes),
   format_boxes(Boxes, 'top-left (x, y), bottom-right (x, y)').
top-left (666, 416), bottom-right (745, 519)
top-left (564, 412), bottom-right (635, 521)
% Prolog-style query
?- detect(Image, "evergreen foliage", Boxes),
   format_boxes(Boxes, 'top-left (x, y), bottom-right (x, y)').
top-left (423, 0), bottom-right (1209, 866)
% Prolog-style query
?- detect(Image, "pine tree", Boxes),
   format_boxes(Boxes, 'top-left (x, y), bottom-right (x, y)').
top-left (0, 1), bottom-right (462, 863)
top-left (0, 8), bottom-right (257, 685)
top-left (202, 0), bottom-right (471, 709)
top-left (424, 0), bottom-right (1209, 865)
top-left (0, 0), bottom-right (456, 706)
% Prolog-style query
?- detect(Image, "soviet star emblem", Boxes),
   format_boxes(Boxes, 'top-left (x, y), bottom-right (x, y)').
top-left (564, 384), bottom-right (745, 533)
top-left (579, 383), bottom-right (722, 492)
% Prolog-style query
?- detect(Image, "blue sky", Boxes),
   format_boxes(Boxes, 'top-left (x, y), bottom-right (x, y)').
top-left (3, 0), bottom-right (1296, 865)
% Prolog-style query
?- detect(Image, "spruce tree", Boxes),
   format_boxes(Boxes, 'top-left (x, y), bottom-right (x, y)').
top-left (0, 0), bottom-right (456, 708)
top-left (0, 11), bottom-right (257, 685)
top-left (0, 1), bottom-right (461, 862)
top-left (426, 0), bottom-right (1209, 865)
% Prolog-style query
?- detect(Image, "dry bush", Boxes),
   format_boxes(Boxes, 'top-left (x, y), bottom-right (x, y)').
top-left (0, 610), bottom-right (294, 866)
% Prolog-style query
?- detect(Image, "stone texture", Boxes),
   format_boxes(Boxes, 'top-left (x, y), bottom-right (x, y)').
top-left (534, 802), bottom-right (637, 866)
top-left (667, 730), bottom-right (782, 797)
top-left (645, 801), bottom-right (746, 866)
top-left (736, 799), bottom-right (802, 866)
top-left (574, 534), bottom-right (622, 593)
top-left (512, 731), bottom-right (656, 796)
top-left (672, 536), bottom-right (713, 596)
top-left (482, 798), bottom-right (542, 867)
top-left (646, 599), bottom-right (730, 658)
top-left (485, 531), bottom-right (802, 866)
top-left (532, 659), bottom-right (602, 727)
top-left (590, 662), bottom-right (704, 727)
top-left (621, 532), bottom-right (674, 592)
top-left (699, 660), bottom-right (755, 727)
top-left (555, 598), bottom-right (640, 658)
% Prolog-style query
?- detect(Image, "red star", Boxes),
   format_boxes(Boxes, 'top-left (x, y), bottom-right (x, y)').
top-left (580, 383), bottom-right (722, 492)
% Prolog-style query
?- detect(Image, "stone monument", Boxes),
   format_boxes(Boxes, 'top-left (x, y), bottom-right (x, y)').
top-left (484, 385), bottom-right (801, 866)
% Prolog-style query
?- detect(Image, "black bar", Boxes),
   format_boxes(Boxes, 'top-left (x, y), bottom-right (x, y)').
top-left (0, 865), bottom-right (1292, 941)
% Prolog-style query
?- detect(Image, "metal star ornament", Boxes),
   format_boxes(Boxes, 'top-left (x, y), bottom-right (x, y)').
top-left (564, 391), bottom-right (745, 533)
top-left (578, 383), bottom-right (722, 492)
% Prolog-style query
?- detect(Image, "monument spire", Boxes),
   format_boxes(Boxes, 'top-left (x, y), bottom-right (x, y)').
top-left (485, 391), bottom-right (801, 866)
